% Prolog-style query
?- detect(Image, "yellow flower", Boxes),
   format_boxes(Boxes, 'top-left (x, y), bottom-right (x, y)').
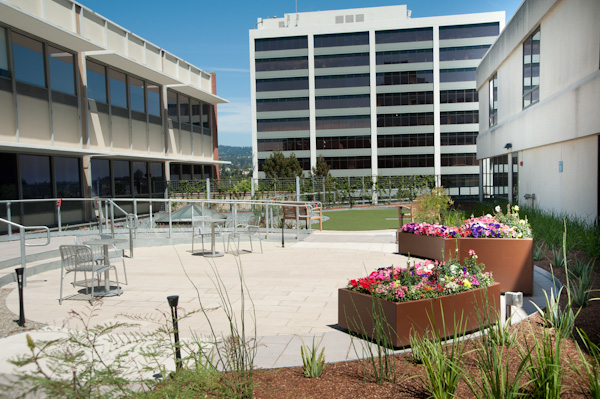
top-left (463, 279), bottom-right (472, 289)
top-left (513, 205), bottom-right (519, 211)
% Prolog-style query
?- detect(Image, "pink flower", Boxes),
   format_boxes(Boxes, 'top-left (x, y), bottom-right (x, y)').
top-left (468, 249), bottom-right (476, 256)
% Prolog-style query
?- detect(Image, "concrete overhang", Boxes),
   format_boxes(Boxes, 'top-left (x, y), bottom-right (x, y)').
top-left (86, 52), bottom-right (181, 86)
top-left (166, 84), bottom-right (229, 105)
top-left (0, 1), bottom-right (104, 52)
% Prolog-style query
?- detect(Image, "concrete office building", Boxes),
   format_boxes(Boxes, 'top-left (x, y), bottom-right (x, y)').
top-left (476, 0), bottom-right (599, 222)
top-left (0, 0), bottom-right (227, 229)
top-left (250, 5), bottom-right (503, 196)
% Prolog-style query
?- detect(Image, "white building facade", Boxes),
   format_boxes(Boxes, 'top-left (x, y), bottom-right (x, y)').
top-left (476, 0), bottom-right (600, 222)
top-left (250, 5), bottom-right (503, 197)
top-left (0, 0), bottom-right (227, 229)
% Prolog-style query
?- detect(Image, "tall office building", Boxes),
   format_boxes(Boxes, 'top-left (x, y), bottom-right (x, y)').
top-left (250, 5), bottom-right (503, 196)
top-left (0, 0), bottom-right (227, 229)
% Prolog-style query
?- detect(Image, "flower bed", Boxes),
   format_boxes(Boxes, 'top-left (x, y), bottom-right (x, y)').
top-left (338, 255), bottom-right (499, 347)
top-left (397, 206), bottom-right (534, 294)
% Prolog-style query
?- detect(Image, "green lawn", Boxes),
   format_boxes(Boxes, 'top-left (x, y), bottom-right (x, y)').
top-left (320, 208), bottom-right (400, 231)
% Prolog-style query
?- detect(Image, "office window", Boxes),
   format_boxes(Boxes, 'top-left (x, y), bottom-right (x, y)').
top-left (54, 157), bottom-right (81, 197)
top-left (149, 162), bottom-right (164, 195)
top-left (147, 84), bottom-right (161, 117)
top-left (256, 97), bottom-right (309, 112)
top-left (113, 160), bottom-right (131, 196)
top-left (255, 56), bottom-right (308, 72)
top-left (314, 32), bottom-right (369, 47)
top-left (181, 164), bottom-right (191, 181)
top-left (129, 76), bottom-right (145, 113)
top-left (257, 137), bottom-right (310, 151)
top-left (91, 159), bottom-right (111, 197)
top-left (315, 94), bottom-right (370, 109)
top-left (377, 92), bottom-right (433, 106)
top-left (87, 61), bottom-right (107, 103)
top-left (257, 117), bottom-right (309, 132)
top-left (441, 153), bottom-right (477, 166)
top-left (169, 163), bottom-right (180, 181)
top-left (314, 53), bottom-right (369, 68)
top-left (489, 73), bottom-right (498, 127)
top-left (324, 156), bottom-right (371, 170)
top-left (376, 70), bottom-right (433, 85)
top-left (377, 112), bottom-right (434, 127)
top-left (179, 95), bottom-right (190, 129)
top-left (12, 32), bottom-right (45, 87)
top-left (439, 45), bottom-right (490, 61)
top-left (439, 23), bottom-right (499, 40)
top-left (377, 134), bottom-right (433, 148)
top-left (316, 115), bottom-right (370, 130)
top-left (20, 155), bottom-right (51, 199)
top-left (440, 111), bottom-right (479, 125)
top-left (0, 153), bottom-right (18, 200)
top-left (315, 74), bottom-right (369, 89)
top-left (316, 136), bottom-right (371, 150)
top-left (439, 68), bottom-right (477, 82)
top-left (167, 90), bottom-right (178, 122)
top-left (441, 132), bottom-right (478, 146)
top-left (48, 46), bottom-right (75, 95)
top-left (132, 161), bottom-right (148, 195)
top-left (191, 98), bottom-right (201, 133)
top-left (439, 89), bottom-right (478, 103)
top-left (376, 28), bottom-right (432, 44)
top-left (202, 103), bottom-right (211, 132)
top-left (0, 27), bottom-right (9, 78)
top-left (256, 77), bottom-right (308, 92)
top-left (378, 154), bottom-right (434, 168)
top-left (376, 49), bottom-right (433, 65)
top-left (523, 28), bottom-right (540, 108)
top-left (255, 36), bottom-right (307, 52)
top-left (109, 69), bottom-right (127, 109)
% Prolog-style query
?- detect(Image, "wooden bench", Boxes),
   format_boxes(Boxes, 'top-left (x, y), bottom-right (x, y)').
top-left (282, 202), bottom-right (323, 231)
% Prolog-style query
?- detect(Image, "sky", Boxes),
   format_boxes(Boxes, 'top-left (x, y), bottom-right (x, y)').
top-left (78, 0), bottom-right (522, 147)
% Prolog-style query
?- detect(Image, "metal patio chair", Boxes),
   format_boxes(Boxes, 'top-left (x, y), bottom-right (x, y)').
top-left (228, 215), bottom-right (263, 255)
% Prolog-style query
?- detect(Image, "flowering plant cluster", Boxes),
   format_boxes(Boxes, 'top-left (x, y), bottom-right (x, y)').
top-left (347, 252), bottom-right (494, 303)
top-left (401, 205), bottom-right (532, 239)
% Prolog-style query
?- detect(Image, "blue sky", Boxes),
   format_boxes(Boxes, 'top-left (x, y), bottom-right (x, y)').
top-left (78, 0), bottom-right (522, 147)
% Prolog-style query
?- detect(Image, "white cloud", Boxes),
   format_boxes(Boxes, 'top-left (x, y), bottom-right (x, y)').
top-left (217, 99), bottom-right (252, 146)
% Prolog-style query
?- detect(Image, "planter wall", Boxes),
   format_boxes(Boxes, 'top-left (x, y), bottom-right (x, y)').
top-left (397, 232), bottom-right (533, 294)
top-left (338, 283), bottom-right (501, 348)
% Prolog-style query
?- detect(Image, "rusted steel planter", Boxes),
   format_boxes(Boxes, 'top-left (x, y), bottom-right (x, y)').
top-left (338, 283), bottom-right (501, 348)
top-left (397, 230), bottom-right (458, 261)
top-left (397, 232), bottom-right (533, 294)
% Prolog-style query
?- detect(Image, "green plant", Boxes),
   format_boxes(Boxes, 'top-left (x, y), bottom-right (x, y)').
top-left (415, 187), bottom-right (453, 224)
top-left (569, 257), bottom-right (595, 279)
top-left (571, 277), bottom-right (593, 308)
top-left (547, 247), bottom-right (565, 268)
top-left (408, 332), bottom-right (424, 364)
top-left (571, 329), bottom-right (600, 398)
top-left (534, 241), bottom-right (545, 261)
top-left (521, 327), bottom-right (564, 399)
top-left (300, 337), bottom-right (326, 378)
top-left (486, 315), bottom-right (517, 348)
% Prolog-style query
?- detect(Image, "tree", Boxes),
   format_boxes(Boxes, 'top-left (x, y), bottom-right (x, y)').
top-left (311, 155), bottom-right (330, 178)
top-left (263, 151), bottom-right (303, 178)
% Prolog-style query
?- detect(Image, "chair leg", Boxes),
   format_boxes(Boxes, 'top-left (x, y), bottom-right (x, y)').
top-left (249, 236), bottom-right (253, 252)
top-left (258, 237), bottom-right (263, 254)
top-left (59, 272), bottom-right (65, 305)
top-left (120, 257), bottom-right (128, 285)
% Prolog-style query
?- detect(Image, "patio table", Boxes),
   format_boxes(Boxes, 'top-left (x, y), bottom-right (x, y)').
top-left (83, 238), bottom-right (126, 297)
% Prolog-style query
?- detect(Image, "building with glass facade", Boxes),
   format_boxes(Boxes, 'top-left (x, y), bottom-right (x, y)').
top-left (476, 0), bottom-right (599, 222)
top-left (0, 0), bottom-right (227, 229)
top-left (250, 5), bottom-right (503, 196)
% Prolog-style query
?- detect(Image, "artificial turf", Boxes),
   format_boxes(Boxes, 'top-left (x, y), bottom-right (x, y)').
top-left (320, 208), bottom-right (400, 231)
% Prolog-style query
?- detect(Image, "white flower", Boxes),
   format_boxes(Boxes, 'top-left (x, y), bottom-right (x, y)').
top-left (495, 205), bottom-right (501, 213)
top-left (513, 205), bottom-right (519, 211)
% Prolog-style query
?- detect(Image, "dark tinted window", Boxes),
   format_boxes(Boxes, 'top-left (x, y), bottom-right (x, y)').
top-left (378, 134), bottom-right (433, 148)
top-left (257, 138), bottom-right (310, 152)
top-left (149, 162), bottom-right (164, 194)
top-left (255, 57), bottom-right (308, 72)
top-left (439, 68), bottom-right (477, 82)
top-left (376, 49), bottom-right (433, 65)
top-left (132, 161), bottom-right (148, 195)
top-left (257, 97), bottom-right (309, 112)
top-left (48, 46), bottom-right (75, 95)
top-left (377, 92), bottom-right (433, 106)
top-left (439, 45), bottom-right (490, 61)
top-left (441, 174), bottom-right (479, 188)
top-left (324, 156), bottom-right (371, 170)
top-left (55, 157), bottom-right (81, 197)
top-left (257, 117), bottom-right (309, 132)
top-left (441, 132), bottom-right (478, 146)
top-left (378, 154), bottom-right (434, 168)
top-left (523, 28), bottom-right (540, 108)
top-left (91, 159), bottom-right (111, 197)
top-left (377, 112), bottom-right (434, 127)
top-left (315, 94), bottom-right (370, 109)
top-left (87, 61), bottom-right (107, 103)
top-left (12, 33), bottom-right (45, 87)
top-left (113, 160), bottom-right (131, 196)
top-left (20, 154), bottom-right (51, 199)
top-left (376, 28), bottom-right (432, 43)
top-left (439, 23), bottom-right (499, 40)
top-left (256, 77), bottom-right (308, 92)
top-left (129, 76), bottom-right (145, 113)
top-left (167, 90), bottom-right (178, 122)
top-left (191, 99), bottom-right (201, 132)
top-left (314, 32), bottom-right (369, 47)
top-left (179, 95), bottom-right (190, 126)
top-left (0, 27), bottom-right (9, 78)
top-left (439, 89), bottom-right (478, 103)
top-left (147, 84), bottom-right (161, 117)
top-left (376, 70), bottom-right (433, 85)
top-left (314, 53), bottom-right (369, 68)
top-left (255, 36), bottom-right (307, 52)
top-left (109, 69), bottom-right (127, 108)
top-left (316, 136), bottom-right (371, 149)
top-left (440, 111), bottom-right (479, 124)
top-left (441, 153), bottom-right (477, 166)
top-left (316, 115), bottom-right (370, 130)
top-left (315, 74), bottom-right (369, 89)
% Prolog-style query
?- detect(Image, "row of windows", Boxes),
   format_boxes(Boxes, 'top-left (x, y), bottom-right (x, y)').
top-left (256, 77), bottom-right (308, 92)
top-left (255, 36), bottom-right (307, 52)
top-left (317, 136), bottom-right (371, 150)
top-left (441, 174), bottom-right (479, 188)
top-left (91, 159), bottom-right (164, 197)
top-left (255, 56), bottom-right (308, 72)
top-left (314, 53), bottom-right (369, 68)
top-left (378, 134), bottom-right (433, 148)
top-left (377, 112), bottom-right (434, 127)
top-left (324, 156), bottom-right (371, 170)
top-left (315, 32), bottom-right (369, 48)
top-left (376, 70), bottom-right (433, 85)
top-left (167, 90), bottom-right (212, 133)
top-left (440, 89), bottom-right (478, 103)
top-left (258, 157), bottom-right (310, 171)
top-left (523, 28), bottom-right (540, 108)
top-left (257, 117), bottom-right (309, 132)
top-left (316, 115), bottom-right (370, 130)
top-left (439, 23), bottom-right (499, 40)
top-left (441, 153), bottom-right (477, 166)
top-left (377, 91), bottom-right (433, 107)
top-left (489, 73), bottom-right (498, 127)
top-left (315, 74), bottom-right (370, 89)
top-left (440, 68), bottom-right (477, 83)
top-left (169, 163), bottom-right (213, 181)
top-left (439, 45), bottom-right (490, 61)
top-left (376, 49), bottom-right (433, 65)
top-left (376, 28), bottom-right (433, 44)
top-left (441, 132), bottom-right (478, 146)
top-left (379, 154), bottom-right (434, 168)
top-left (256, 97), bottom-right (309, 112)
top-left (440, 111), bottom-right (479, 125)
top-left (315, 94), bottom-right (370, 109)
top-left (257, 138), bottom-right (310, 152)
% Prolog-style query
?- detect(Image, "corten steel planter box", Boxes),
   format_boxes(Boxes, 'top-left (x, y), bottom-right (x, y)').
top-left (397, 231), bottom-right (458, 261)
top-left (338, 283), bottom-right (501, 348)
top-left (457, 237), bottom-right (533, 295)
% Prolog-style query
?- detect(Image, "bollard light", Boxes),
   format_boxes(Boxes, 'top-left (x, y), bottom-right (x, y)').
top-left (505, 291), bottom-right (523, 325)
top-left (15, 268), bottom-right (25, 327)
top-left (281, 217), bottom-right (285, 248)
top-left (167, 295), bottom-right (182, 369)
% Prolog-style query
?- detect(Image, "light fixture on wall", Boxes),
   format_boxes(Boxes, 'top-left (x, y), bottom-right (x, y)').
top-left (504, 143), bottom-right (513, 150)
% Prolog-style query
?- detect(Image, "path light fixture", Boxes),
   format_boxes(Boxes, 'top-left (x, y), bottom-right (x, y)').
top-left (505, 291), bottom-right (523, 325)
top-left (167, 295), bottom-right (182, 369)
top-left (15, 268), bottom-right (25, 327)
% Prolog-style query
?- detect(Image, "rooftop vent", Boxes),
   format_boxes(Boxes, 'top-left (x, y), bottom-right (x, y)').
top-left (335, 15), bottom-right (343, 24)
top-left (356, 14), bottom-right (364, 22)
top-left (345, 15), bottom-right (354, 23)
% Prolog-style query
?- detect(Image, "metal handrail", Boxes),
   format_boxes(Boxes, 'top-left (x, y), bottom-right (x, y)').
top-left (0, 217), bottom-right (50, 286)
top-left (106, 199), bottom-right (138, 257)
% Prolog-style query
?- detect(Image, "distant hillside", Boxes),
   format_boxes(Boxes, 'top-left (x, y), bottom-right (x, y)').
top-left (218, 145), bottom-right (252, 176)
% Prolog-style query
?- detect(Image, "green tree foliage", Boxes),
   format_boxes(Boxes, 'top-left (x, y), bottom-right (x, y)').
top-left (263, 151), bottom-right (303, 178)
top-left (311, 155), bottom-right (330, 178)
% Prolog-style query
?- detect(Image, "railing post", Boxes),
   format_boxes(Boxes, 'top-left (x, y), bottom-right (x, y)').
top-left (6, 202), bottom-right (11, 237)
top-left (19, 227), bottom-right (26, 287)
top-left (56, 199), bottom-right (62, 232)
top-left (296, 176), bottom-right (300, 202)
top-left (168, 198), bottom-right (172, 239)
top-left (110, 202), bottom-right (115, 237)
top-left (104, 201), bottom-right (109, 231)
top-left (206, 178), bottom-right (211, 200)
top-left (133, 199), bottom-right (138, 223)
top-left (251, 178), bottom-right (255, 199)
top-left (149, 200), bottom-right (153, 230)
